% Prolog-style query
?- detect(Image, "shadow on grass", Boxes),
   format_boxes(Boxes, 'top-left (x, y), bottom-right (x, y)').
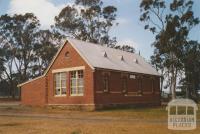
top-left (71, 129), bottom-right (82, 134)
top-left (96, 105), bottom-right (166, 112)
top-left (0, 123), bottom-right (21, 127)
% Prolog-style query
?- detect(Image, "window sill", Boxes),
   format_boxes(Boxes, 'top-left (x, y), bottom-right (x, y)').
top-left (70, 94), bottom-right (84, 97)
top-left (103, 90), bottom-right (109, 93)
top-left (54, 95), bottom-right (67, 97)
top-left (124, 93), bottom-right (142, 97)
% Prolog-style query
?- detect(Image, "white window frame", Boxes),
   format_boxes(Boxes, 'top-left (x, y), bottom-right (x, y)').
top-left (70, 70), bottom-right (84, 96)
top-left (54, 72), bottom-right (67, 97)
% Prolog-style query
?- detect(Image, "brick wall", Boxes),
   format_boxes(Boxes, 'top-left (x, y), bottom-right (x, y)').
top-left (20, 41), bottom-right (161, 108)
top-left (21, 76), bottom-right (47, 106)
top-left (46, 42), bottom-right (94, 105)
top-left (94, 69), bottom-right (161, 106)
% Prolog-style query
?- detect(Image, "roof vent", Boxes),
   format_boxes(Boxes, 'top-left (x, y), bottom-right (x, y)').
top-left (120, 55), bottom-right (124, 61)
top-left (102, 51), bottom-right (107, 58)
top-left (134, 58), bottom-right (138, 64)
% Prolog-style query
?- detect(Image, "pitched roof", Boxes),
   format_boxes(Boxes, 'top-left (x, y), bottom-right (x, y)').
top-left (18, 38), bottom-right (160, 87)
top-left (68, 38), bottom-right (160, 76)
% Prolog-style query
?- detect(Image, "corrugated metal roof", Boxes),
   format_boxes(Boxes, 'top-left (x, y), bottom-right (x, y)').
top-left (18, 38), bottom-right (160, 87)
top-left (68, 38), bottom-right (160, 76)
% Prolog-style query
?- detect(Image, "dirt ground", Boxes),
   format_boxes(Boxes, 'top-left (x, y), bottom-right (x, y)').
top-left (0, 105), bottom-right (199, 134)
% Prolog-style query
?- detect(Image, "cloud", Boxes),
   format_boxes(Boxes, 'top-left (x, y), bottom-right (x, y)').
top-left (117, 39), bottom-right (140, 51)
top-left (115, 0), bottom-right (132, 4)
top-left (116, 18), bottom-right (130, 25)
top-left (7, 0), bottom-right (67, 29)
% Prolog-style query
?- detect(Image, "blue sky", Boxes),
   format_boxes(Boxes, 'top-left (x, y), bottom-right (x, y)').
top-left (0, 0), bottom-right (200, 60)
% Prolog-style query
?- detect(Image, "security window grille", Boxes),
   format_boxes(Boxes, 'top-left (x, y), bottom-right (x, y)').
top-left (54, 72), bottom-right (67, 96)
top-left (70, 70), bottom-right (84, 96)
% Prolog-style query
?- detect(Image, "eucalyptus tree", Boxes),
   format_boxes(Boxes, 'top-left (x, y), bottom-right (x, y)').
top-left (32, 29), bottom-right (60, 77)
top-left (0, 47), bottom-right (5, 80)
top-left (0, 13), bottom-right (59, 97)
top-left (140, 0), bottom-right (199, 99)
top-left (180, 41), bottom-right (200, 100)
top-left (0, 13), bottom-right (41, 97)
top-left (53, 0), bottom-right (117, 46)
top-left (114, 45), bottom-right (135, 53)
top-left (0, 13), bottom-right (40, 81)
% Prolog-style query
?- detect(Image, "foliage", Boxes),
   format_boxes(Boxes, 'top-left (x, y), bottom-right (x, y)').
top-left (140, 0), bottom-right (200, 99)
top-left (54, 0), bottom-right (135, 53)
top-left (114, 45), bottom-right (135, 53)
top-left (53, 0), bottom-right (117, 46)
top-left (180, 41), bottom-right (200, 100)
top-left (0, 1), bottom-right (136, 98)
top-left (0, 13), bottom-right (59, 97)
top-left (33, 30), bottom-right (60, 77)
top-left (0, 13), bottom-right (40, 97)
top-left (0, 48), bottom-right (5, 78)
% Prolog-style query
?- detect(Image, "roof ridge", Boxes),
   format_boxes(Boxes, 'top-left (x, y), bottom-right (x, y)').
top-left (67, 38), bottom-right (140, 57)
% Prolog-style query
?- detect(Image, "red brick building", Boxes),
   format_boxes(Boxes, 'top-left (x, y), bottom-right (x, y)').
top-left (18, 39), bottom-right (161, 110)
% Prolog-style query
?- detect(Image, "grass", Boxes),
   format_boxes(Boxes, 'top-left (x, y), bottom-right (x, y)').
top-left (0, 105), bottom-right (199, 134)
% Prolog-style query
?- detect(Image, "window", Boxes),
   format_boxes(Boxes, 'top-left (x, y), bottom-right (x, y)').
top-left (70, 70), bottom-right (84, 96)
top-left (138, 75), bottom-right (143, 95)
top-left (129, 74), bottom-right (136, 79)
top-left (103, 73), bottom-right (109, 92)
top-left (54, 72), bottom-right (67, 96)
top-left (122, 76), bottom-right (128, 93)
top-left (151, 77), bottom-right (155, 93)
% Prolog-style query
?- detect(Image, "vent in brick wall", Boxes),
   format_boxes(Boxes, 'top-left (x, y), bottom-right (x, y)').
top-left (65, 51), bottom-right (69, 58)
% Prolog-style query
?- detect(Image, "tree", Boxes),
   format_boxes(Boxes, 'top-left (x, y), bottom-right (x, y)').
top-left (180, 41), bottom-right (200, 100)
top-left (150, 49), bottom-right (165, 93)
top-left (0, 13), bottom-right (40, 81)
top-left (0, 13), bottom-right (41, 97)
top-left (0, 13), bottom-right (60, 98)
top-left (0, 47), bottom-right (5, 80)
top-left (140, 0), bottom-right (199, 99)
top-left (114, 45), bottom-right (135, 53)
top-left (33, 30), bottom-right (60, 77)
top-left (53, 0), bottom-right (117, 46)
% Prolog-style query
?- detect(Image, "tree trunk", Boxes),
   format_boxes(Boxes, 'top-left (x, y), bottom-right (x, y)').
top-left (171, 66), bottom-right (178, 100)
top-left (9, 80), bottom-right (15, 99)
top-left (171, 75), bottom-right (176, 100)
top-left (170, 52), bottom-right (177, 100)
top-left (160, 76), bottom-right (163, 93)
top-left (160, 69), bottom-right (164, 93)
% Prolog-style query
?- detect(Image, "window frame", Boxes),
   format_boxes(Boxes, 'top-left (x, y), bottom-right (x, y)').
top-left (54, 72), bottom-right (67, 97)
top-left (137, 75), bottom-right (143, 95)
top-left (102, 72), bottom-right (110, 93)
top-left (70, 70), bottom-right (84, 96)
top-left (121, 73), bottom-right (128, 93)
top-left (151, 77), bottom-right (155, 93)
